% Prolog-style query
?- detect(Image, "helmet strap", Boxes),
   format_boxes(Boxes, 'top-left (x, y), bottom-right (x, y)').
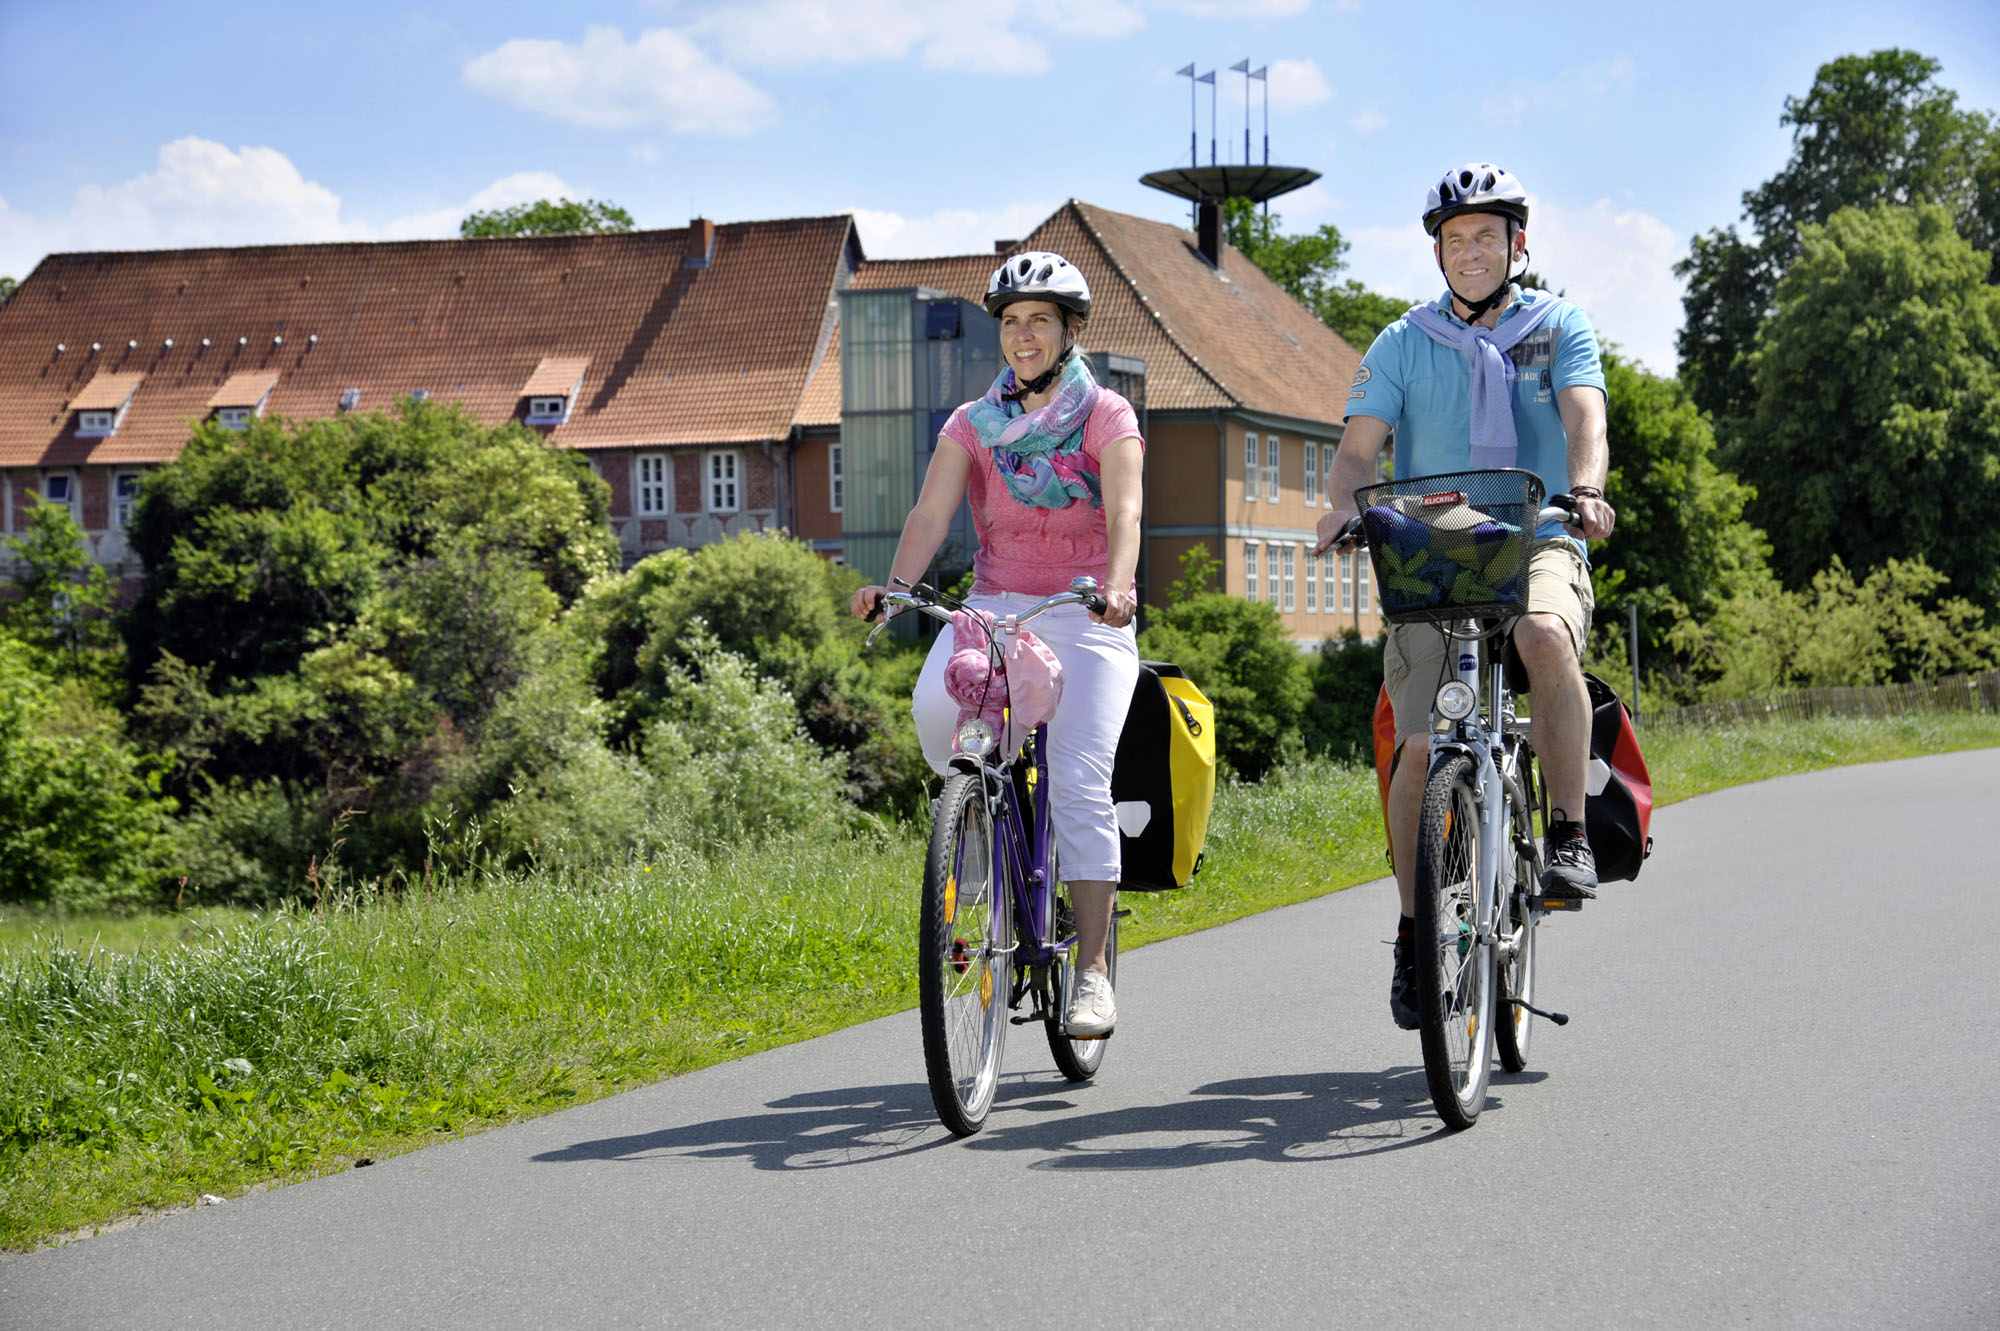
top-left (1002, 342), bottom-right (1076, 404)
top-left (1439, 218), bottom-right (1518, 324)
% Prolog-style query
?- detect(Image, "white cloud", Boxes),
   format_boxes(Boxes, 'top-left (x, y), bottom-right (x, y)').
top-left (1154, 0), bottom-right (1313, 16)
top-left (1340, 194), bottom-right (1687, 374)
top-left (1482, 56), bottom-right (1636, 128)
top-left (1266, 58), bottom-right (1331, 111)
top-left (631, 141), bottom-right (663, 164)
top-left (691, 1), bottom-right (1063, 74)
top-left (462, 25), bottom-right (775, 132)
top-left (0, 140), bottom-right (587, 279)
top-left (852, 200), bottom-right (1060, 259)
top-left (1350, 107), bottom-right (1388, 135)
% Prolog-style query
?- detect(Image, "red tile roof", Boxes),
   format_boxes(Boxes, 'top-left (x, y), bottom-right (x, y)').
top-left (207, 371), bottom-right (278, 409)
top-left (69, 370), bottom-right (147, 412)
top-left (518, 356), bottom-right (589, 398)
top-left (849, 202), bottom-right (1359, 423)
top-left (0, 216), bottom-right (858, 467)
top-left (794, 322), bottom-right (841, 429)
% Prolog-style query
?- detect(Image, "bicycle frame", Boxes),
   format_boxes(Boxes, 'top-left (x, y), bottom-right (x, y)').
top-left (1424, 621), bottom-right (1531, 959)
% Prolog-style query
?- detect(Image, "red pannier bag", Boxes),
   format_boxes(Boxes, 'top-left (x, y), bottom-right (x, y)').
top-left (1582, 672), bottom-right (1654, 882)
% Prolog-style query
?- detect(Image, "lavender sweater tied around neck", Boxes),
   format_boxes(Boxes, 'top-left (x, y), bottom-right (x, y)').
top-left (1404, 291), bottom-right (1569, 472)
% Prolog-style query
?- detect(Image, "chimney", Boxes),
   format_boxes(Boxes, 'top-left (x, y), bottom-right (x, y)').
top-left (1196, 198), bottom-right (1223, 268)
top-left (993, 239), bottom-right (1019, 254)
top-left (685, 217), bottom-right (717, 270)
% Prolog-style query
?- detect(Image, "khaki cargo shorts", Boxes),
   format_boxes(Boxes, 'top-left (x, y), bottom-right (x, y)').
top-left (1382, 539), bottom-right (1593, 747)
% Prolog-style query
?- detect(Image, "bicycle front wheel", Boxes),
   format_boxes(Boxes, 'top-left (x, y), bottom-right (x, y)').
top-left (1414, 752), bottom-right (1495, 1129)
top-left (919, 772), bottom-right (1012, 1136)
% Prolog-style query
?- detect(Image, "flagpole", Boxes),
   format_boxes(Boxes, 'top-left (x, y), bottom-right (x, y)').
top-left (1230, 60), bottom-right (1251, 168)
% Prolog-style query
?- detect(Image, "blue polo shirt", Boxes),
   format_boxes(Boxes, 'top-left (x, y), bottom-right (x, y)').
top-left (1344, 286), bottom-right (1605, 554)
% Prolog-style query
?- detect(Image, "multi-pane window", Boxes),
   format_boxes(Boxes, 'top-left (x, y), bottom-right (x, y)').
top-left (1305, 551), bottom-right (1318, 614)
top-left (708, 450), bottom-right (740, 512)
top-left (1244, 541), bottom-right (1260, 600)
top-left (115, 473), bottom-right (141, 527)
top-left (1358, 556), bottom-right (1373, 613)
top-left (1340, 551), bottom-right (1356, 613)
top-left (1244, 433), bottom-right (1259, 502)
top-left (1304, 441), bottom-right (1319, 506)
top-left (41, 473), bottom-right (78, 521)
top-left (829, 443), bottom-right (845, 514)
top-left (636, 453), bottom-right (670, 516)
top-left (1282, 545), bottom-right (1296, 612)
top-left (1322, 443), bottom-right (1336, 508)
top-left (1264, 436), bottom-right (1281, 502)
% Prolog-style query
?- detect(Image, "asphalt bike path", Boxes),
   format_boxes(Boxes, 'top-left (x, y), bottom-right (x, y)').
top-left (5, 749), bottom-right (1997, 1328)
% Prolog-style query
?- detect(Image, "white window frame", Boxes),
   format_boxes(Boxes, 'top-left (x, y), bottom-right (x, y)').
top-left (1282, 544), bottom-right (1296, 612)
top-left (1303, 441), bottom-right (1319, 507)
top-left (1264, 435), bottom-right (1280, 502)
top-left (215, 406), bottom-right (252, 431)
top-left (525, 395), bottom-right (570, 425)
top-left (1340, 551), bottom-right (1356, 613)
top-left (828, 442), bottom-right (845, 515)
top-left (77, 410), bottom-right (119, 437)
top-left (115, 472), bottom-right (142, 527)
top-left (1305, 550), bottom-right (1318, 614)
top-left (1244, 432), bottom-right (1259, 502)
top-left (40, 472), bottom-right (80, 523)
top-left (1322, 442), bottom-right (1336, 508)
top-left (1244, 540), bottom-right (1260, 600)
top-left (636, 453), bottom-right (670, 517)
top-left (1358, 556), bottom-right (1373, 614)
top-left (707, 449), bottom-right (741, 513)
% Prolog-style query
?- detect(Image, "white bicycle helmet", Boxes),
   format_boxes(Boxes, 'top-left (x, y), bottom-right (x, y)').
top-left (984, 251), bottom-right (1091, 320)
top-left (1422, 162), bottom-right (1529, 236)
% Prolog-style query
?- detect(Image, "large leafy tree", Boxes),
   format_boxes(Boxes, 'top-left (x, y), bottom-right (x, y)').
top-left (1739, 202), bottom-right (2000, 608)
top-left (0, 276), bottom-right (16, 305)
top-left (1223, 198), bottom-right (1414, 350)
top-left (460, 197), bottom-right (635, 238)
top-left (1676, 50), bottom-right (1997, 427)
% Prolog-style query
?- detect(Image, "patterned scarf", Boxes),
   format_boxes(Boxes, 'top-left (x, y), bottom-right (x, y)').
top-left (966, 353), bottom-right (1103, 510)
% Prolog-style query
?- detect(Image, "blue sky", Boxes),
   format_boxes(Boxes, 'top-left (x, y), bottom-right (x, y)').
top-left (3, 0), bottom-right (1996, 374)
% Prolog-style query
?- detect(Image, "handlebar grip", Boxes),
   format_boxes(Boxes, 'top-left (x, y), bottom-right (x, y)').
top-left (1084, 593), bottom-right (1108, 616)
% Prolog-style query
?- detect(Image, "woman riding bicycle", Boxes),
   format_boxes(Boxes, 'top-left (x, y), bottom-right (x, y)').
top-left (849, 251), bottom-right (1143, 1039)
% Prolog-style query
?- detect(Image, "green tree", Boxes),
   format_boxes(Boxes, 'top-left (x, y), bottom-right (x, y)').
top-left (1317, 280), bottom-right (1413, 353)
top-left (1223, 199), bottom-right (1413, 352)
top-left (2, 499), bottom-right (116, 671)
top-left (1676, 50), bottom-right (1997, 425)
top-left (0, 276), bottom-right (16, 305)
top-left (460, 197), bottom-right (635, 239)
top-left (1737, 202), bottom-right (2000, 609)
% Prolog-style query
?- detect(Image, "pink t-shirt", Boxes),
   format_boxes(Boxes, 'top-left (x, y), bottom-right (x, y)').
top-left (941, 390), bottom-right (1143, 596)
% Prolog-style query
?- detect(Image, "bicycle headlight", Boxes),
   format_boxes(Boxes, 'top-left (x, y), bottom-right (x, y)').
top-left (955, 717), bottom-right (999, 758)
top-left (1434, 680), bottom-right (1478, 722)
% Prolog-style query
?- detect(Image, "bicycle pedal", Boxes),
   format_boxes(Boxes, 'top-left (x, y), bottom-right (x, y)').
top-left (1527, 894), bottom-right (1585, 912)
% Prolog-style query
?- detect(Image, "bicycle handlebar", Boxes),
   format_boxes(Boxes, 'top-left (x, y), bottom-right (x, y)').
top-left (864, 578), bottom-right (1107, 650)
top-left (1330, 497), bottom-right (1583, 554)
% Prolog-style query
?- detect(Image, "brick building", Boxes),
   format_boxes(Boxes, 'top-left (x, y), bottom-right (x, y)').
top-left (0, 201), bottom-right (1383, 641)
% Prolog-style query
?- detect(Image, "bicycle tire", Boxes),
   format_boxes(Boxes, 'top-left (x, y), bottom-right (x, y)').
top-left (1414, 752), bottom-right (1495, 1129)
top-left (1046, 869), bottom-right (1117, 1081)
top-left (919, 772), bottom-right (1012, 1136)
top-left (1496, 746), bottom-right (1545, 1073)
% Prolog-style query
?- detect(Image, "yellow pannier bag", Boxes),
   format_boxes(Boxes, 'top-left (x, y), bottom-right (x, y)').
top-left (1110, 661), bottom-right (1217, 890)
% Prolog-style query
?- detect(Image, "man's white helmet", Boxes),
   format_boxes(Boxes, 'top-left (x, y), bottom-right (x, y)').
top-left (1422, 162), bottom-right (1530, 236)
top-left (984, 251), bottom-right (1091, 319)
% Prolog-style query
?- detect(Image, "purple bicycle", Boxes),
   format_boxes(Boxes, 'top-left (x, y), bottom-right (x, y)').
top-left (868, 575), bottom-right (1120, 1136)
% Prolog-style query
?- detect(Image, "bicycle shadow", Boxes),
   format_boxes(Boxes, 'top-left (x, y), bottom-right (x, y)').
top-left (529, 1067), bottom-right (1544, 1174)
top-left (528, 1077), bottom-right (1052, 1171)
top-left (970, 1065), bottom-right (1551, 1170)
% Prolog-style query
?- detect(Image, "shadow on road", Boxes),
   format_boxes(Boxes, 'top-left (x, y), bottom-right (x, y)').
top-left (530, 1066), bottom-right (1544, 1173)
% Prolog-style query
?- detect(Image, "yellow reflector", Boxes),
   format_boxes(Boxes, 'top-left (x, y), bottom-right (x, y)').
top-left (979, 966), bottom-right (992, 1008)
top-left (1443, 806), bottom-right (1454, 839)
top-left (943, 875), bottom-right (957, 922)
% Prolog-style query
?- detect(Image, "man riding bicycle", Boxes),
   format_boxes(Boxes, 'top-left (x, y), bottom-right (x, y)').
top-left (1314, 162), bottom-right (1615, 1031)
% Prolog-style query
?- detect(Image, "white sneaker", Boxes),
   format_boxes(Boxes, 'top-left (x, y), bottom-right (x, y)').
top-left (1065, 968), bottom-right (1117, 1038)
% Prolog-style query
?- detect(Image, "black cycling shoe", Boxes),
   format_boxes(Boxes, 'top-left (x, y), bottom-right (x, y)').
top-left (1538, 819), bottom-right (1598, 903)
top-left (1389, 932), bottom-right (1421, 1030)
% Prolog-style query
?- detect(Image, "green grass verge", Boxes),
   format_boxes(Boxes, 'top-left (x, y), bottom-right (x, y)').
top-left (5, 710), bottom-right (1997, 1249)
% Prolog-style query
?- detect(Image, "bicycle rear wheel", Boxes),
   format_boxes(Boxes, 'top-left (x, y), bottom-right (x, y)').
top-left (1046, 872), bottom-right (1118, 1081)
top-left (1496, 747), bottom-right (1545, 1073)
top-left (919, 772), bottom-right (1012, 1136)
top-left (1415, 752), bottom-right (1495, 1129)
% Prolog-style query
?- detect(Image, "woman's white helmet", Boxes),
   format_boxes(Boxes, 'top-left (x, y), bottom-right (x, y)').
top-left (1422, 162), bottom-right (1529, 236)
top-left (984, 251), bottom-right (1091, 320)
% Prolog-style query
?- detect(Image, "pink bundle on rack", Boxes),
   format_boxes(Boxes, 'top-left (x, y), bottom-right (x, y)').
top-left (944, 607), bottom-right (1063, 755)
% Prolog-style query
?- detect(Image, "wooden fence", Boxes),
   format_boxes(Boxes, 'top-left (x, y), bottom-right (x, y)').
top-left (1640, 670), bottom-right (2000, 730)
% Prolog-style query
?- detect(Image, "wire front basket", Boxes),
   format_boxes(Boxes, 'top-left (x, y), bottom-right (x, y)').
top-left (1356, 468), bottom-right (1545, 625)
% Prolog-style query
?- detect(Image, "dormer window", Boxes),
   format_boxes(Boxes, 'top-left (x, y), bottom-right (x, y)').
top-left (208, 371), bottom-right (277, 429)
top-left (71, 370), bottom-right (145, 437)
top-left (518, 356), bottom-right (588, 428)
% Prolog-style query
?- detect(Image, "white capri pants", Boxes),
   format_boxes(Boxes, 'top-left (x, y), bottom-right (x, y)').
top-left (912, 592), bottom-right (1140, 884)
